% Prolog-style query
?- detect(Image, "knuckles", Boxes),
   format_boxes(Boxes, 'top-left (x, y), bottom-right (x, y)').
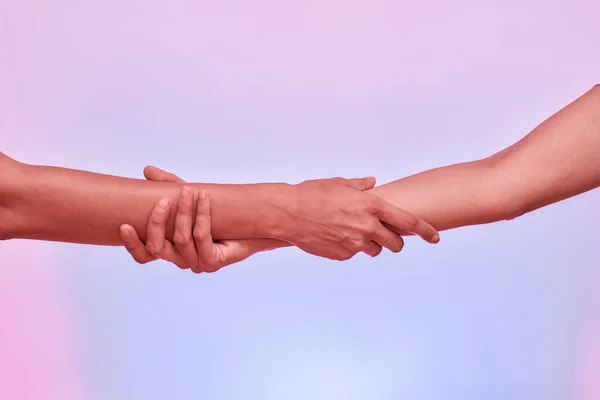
top-left (134, 256), bottom-right (151, 265)
top-left (191, 263), bottom-right (221, 274)
top-left (362, 218), bottom-right (380, 235)
top-left (403, 216), bottom-right (417, 232)
top-left (150, 211), bottom-right (167, 224)
top-left (361, 196), bottom-right (380, 215)
top-left (172, 232), bottom-right (189, 247)
top-left (204, 265), bottom-right (221, 273)
top-left (192, 228), bottom-right (208, 242)
top-left (331, 246), bottom-right (356, 261)
top-left (334, 253), bottom-right (353, 261)
top-left (145, 242), bottom-right (161, 257)
top-left (190, 266), bottom-right (203, 274)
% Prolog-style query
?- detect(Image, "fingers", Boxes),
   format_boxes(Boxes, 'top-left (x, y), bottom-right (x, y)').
top-left (337, 176), bottom-right (376, 191)
top-left (376, 200), bottom-right (440, 244)
top-left (361, 240), bottom-right (384, 257)
top-left (192, 191), bottom-right (218, 273)
top-left (189, 195), bottom-right (270, 274)
top-left (382, 222), bottom-right (413, 236)
top-left (120, 224), bottom-right (157, 264)
top-left (145, 198), bottom-right (172, 257)
top-left (212, 240), bottom-right (254, 270)
top-left (204, 238), bottom-right (290, 273)
top-left (172, 186), bottom-right (198, 266)
top-left (144, 197), bottom-right (189, 268)
top-left (220, 238), bottom-right (287, 264)
top-left (368, 224), bottom-right (405, 253)
top-left (138, 190), bottom-right (241, 274)
top-left (143, 165), bottom-right (186, 184)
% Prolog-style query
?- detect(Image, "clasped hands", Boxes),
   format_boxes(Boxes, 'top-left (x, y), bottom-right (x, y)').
top-left (120, 167), bottom-right (440, 273)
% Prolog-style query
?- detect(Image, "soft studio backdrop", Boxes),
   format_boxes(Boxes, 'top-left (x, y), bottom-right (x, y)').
top-left (1, 1), bottom-right (599, 399)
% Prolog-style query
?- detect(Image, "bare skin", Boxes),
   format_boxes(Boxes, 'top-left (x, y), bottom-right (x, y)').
top-left (0, 154), bottom-right (439, 262)
top-left (369, 84), bottom-right (600, 229)
top-left (125, 84), bottom-right (600, 271)
top-left (121, 167), bottom-right (287, 273)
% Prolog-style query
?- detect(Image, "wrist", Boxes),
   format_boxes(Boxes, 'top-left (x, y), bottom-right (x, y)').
top-left (184, 182), bottom-right (296, 241)
top-left (253, 182), bottom-right (297, 241)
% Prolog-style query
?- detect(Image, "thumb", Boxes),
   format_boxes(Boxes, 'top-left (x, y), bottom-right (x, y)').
top-left (338, 176), bottom-right (376, 191)
top-left (143, 165), bottom-right (186, 183)
top-left (120, 224), bottom-right (157, 264)
top-left (216, 240), bottom-right (261, 267)
top-left (217, 239), bottom-right (287, 267)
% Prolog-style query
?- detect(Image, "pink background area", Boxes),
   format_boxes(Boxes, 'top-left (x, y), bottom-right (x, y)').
top-left (1, 1), bottom-right (599, 399)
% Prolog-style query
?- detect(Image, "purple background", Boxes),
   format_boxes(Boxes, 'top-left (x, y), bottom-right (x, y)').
top-left (1, 1), bottom-right (599, 399)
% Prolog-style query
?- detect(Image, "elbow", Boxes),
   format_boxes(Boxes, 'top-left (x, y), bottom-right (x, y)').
top-left (0, 193), bottom-right (13, 240)
top-left (503, 199), bottom-right (530, 221)
top-left (479, 157), bottom-right (532, 223)
top-left (0, 154), bottom-right (22, 241)
top-left (497, 186), bottom-right (540, 222)
top-left (487, 185), bottom-right (535, 223)
top-left (0, 210), bottom-right (14, 241)
top-left (483, 191), bottom-right (529, 223)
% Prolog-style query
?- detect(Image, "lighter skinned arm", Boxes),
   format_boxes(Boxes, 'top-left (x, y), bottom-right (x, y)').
top-left (369, 84), bottom-right (600, 231)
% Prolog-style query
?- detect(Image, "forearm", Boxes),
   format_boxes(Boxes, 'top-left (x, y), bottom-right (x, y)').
top-left (484, 84), bottom-right (600, 214)
top-left (369, 84), bottom-right (600, 231)
top-left (1, 156), bottom-right (289, 245)
top-left (368, 158), bottom-right (511, 232)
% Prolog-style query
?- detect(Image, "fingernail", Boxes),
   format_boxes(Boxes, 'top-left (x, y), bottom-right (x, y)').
top-left (157, 198), bottom-right (171, 211)
top-left (181, 186), bottom-right (191, 199)
top-left (432, 234), bottom-right (440, 244)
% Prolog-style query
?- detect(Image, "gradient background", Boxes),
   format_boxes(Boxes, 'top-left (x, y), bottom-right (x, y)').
top-left (1, 1), bottom-right (599, 399)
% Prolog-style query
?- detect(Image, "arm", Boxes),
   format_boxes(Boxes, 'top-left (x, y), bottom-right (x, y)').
top-left (119, 85), bottom-right (600, 270)
top-left (0, 154), bottom-right (438, 260)
top-left (121, 167), bottom-right (291, 273)
top-left (0, 156), bottom-right (287, 245)
top-left (368, 84), bottom-right (600, 231)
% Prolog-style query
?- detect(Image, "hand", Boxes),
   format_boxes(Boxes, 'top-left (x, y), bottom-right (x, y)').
top-left (278, 176), bottom-right (440, 260)
top-left (120, 166), bottom-right (286, 273)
